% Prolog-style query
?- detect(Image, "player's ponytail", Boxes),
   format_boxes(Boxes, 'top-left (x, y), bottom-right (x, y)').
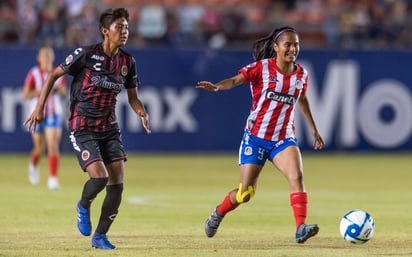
top-left (252, 26), bottom-right (297, 61)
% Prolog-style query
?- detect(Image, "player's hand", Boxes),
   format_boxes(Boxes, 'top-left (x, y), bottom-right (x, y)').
top-left (23, 110), bottom-right (44, 133)
top-left (196, 81), bottom-right (218, 92)
top-left (313, 132), bottom-right (324, 150)
top-left (140, 112), bottom-right (151, 134)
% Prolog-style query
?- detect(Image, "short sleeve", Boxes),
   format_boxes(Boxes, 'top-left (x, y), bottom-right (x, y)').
top-left (23, 69), bottom-right (35, 89)
top-left (238, 61), bottom-right (261, 83)
top-left (299, 65), bottom-right (309, 95)
top-left (124, 56), bottom-right (140, 89)
top-left (59, 47), bottom-right (85, 76)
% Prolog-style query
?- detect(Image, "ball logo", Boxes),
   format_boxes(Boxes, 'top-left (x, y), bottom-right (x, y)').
top-left (363, 227), bottom-right (373, 238)
top-left (81, 150), bottom-right (90, 161)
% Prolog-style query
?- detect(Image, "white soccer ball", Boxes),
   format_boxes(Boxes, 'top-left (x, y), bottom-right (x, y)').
top-left (340, 209), bottom-right (375, 244)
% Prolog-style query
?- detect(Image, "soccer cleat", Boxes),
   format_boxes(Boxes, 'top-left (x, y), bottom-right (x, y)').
top-left (47, 176), bottom-right (60, 190)
top-left (295, 223), bottom-right (319, 243)
top-left (77, 201), bottom-right (92, 236)
top-left (205, 207), bottom-right (224, 237)
top-left (28, 162), bottom-right (40, 185)
top-left (91, 233), bottom-right (116, 249)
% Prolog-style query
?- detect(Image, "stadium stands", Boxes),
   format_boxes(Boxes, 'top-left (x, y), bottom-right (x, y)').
top-left (1, 0), bottom-right (411, 49)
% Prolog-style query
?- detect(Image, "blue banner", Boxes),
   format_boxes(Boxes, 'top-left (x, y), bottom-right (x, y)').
top-left (0, 48), bottom-right (411, 152)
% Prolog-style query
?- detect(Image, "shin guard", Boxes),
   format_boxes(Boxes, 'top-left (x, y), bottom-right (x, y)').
top-left (96, 183), bottom-right (124, 234)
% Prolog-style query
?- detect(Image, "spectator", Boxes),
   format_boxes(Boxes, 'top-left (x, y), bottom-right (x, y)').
top-left (136, 2), bottom-right (168, 45)
top-left (321, 0), bottom-right (341, 48)
top-left (0, 0), bottom-right (19, 45)
top-left (200, 3), bottom-right (227, 48)
top-left (37, 0), bottom-right (66, 47)
top-left (17, 0), bottom-right (39, 46)
top-left (171, 0), bottom-right (205, 46)
top-left (65, 2), bottom-right (100, 47)
top-left (238, 3), bottom-right (269, 42)
top-left (2, 0), bottom-right (412, 49)
top-left (64, 0), bottom-right (87, 19)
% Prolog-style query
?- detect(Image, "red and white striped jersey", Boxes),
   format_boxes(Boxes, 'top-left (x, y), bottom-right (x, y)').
top-left (24, 66), bottom-right (66, 117)
top-left (239, 58), bottom-right (308, 141)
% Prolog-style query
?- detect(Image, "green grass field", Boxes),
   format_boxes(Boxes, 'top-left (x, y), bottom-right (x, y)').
top-left (0, 153), bottom-right (411, 257)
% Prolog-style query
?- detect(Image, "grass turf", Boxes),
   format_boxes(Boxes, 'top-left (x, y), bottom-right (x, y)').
top-left (0, 153), bottom-right (411, 257)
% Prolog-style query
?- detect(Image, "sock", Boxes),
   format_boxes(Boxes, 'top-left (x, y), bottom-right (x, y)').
top-left (290, 192), bottom-right (308, 226)
top-left (31, 150), bottom-right (40, 166)
top-left (96, 183), bottom-right (123, 234)
top-left (79, 177), bottom-right (108, 209)
top-left (217, 192), bottom-right (239, 216)
top-left (48, 155), bottom-right (58, 177)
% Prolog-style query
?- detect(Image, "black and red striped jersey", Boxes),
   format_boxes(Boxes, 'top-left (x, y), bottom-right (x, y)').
top-left (60, 43), bottom-right (139, 132)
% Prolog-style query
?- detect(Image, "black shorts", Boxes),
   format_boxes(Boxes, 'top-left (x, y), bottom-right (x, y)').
top-left (69, 129), bottom-right (127, 171)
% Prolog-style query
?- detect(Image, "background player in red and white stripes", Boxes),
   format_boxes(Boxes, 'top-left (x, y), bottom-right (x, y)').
top-left (22, 46), bottom-right (67, 190)
top-left (197, 26), bottom-right (324, 243)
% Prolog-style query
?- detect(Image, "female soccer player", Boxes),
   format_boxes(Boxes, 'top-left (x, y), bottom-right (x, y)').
top-left (22, 46), bottom-right (67, 190)
top-left (24, 8), bottom-right (151, 250)
top-left (196, 26), bottom-right (325, 243)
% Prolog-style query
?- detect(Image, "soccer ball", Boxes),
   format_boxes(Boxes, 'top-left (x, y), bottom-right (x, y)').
top-left (339, 209), bottom-right (375, 244)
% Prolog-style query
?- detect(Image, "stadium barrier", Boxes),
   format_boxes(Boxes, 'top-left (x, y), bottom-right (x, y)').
top-left (0, 48), bottom-right (411, 152)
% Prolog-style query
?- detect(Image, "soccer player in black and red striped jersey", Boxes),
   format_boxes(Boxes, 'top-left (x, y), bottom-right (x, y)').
top-left (25, 7), bottom-right (151, 250)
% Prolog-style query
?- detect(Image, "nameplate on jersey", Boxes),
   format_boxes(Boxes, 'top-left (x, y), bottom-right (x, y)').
top-left (265, 90), bottom-right (297, 105)
top-left (90, 76), bottom-right (123, 92)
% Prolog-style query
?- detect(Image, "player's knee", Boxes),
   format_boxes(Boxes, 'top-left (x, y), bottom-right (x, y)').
top-left (91, 177), bottom-right (109, 190)
top-left (287, 171), bottom-right (303, 188)
top-left (236, 183), bottom-right (255, 204)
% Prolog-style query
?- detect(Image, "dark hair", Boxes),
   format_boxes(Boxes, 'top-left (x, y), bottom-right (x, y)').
top-left (252, 26), bottom-right (297, 61)
top-left (99, 8), bottom-right (130, 37)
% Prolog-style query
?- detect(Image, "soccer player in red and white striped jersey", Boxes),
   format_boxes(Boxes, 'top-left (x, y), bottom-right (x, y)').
top-left (197, 26), bottom-right (325, 243)
top-left (22, 47), bottom-right (67, 190)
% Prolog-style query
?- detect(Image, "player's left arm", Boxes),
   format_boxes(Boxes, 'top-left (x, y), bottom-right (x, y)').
top-left (125, 56), bottom-right (151, 134)
top-left (298, 93), bottom-right (324, 150)
top-left (126, 87), bottom-right (151, 134)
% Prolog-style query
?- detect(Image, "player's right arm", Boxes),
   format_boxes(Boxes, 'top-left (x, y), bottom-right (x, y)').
top-left (24, 66), bottom-right (65, 132)
top-left (196, 73), bottom-right (245, 92)
top-left (22, 84), bottom-right (39, 99)
top-left (22, 72), bottom-right (39, 99)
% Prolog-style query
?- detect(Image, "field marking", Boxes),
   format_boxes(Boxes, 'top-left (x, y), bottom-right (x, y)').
top-left (126, 196), bottom-right (172, 207)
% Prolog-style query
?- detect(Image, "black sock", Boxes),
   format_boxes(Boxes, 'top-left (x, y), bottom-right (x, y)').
top-left (79, 177), bottom-right (108, 209)
top-left (96, 183), bottom-right (124, 234)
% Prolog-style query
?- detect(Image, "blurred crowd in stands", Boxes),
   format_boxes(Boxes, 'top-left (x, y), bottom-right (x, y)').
top-left (1, 0), bottom-right (411, 50)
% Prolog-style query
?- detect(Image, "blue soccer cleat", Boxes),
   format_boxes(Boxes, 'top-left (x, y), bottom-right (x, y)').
top-left (77, 201), bottom-right (91, 236)
top-left (205, 207), bottom-right (224, 237)
top-left (295, 223), bottom-right (319, 243)
top-left (91, 233), bottom-right (116, 249)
